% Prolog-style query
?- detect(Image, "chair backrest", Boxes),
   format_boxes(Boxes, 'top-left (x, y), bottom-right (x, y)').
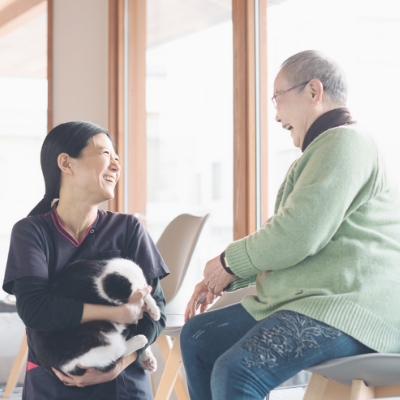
top-left (156, 213), bottom-right (210, 304)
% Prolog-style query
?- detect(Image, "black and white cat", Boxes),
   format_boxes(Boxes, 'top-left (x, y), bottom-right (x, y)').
top-left (30, 258), bottom-right (160, 376)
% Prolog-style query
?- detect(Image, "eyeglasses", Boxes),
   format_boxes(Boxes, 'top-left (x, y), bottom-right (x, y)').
top-left (271, 80), bottom-right (310, 108)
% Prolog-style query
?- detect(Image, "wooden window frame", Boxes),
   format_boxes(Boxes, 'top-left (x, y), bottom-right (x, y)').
top-left (108, 0), bottom-right (146, 217)
top-left (108, 0), bottom-right (269, 239)
top-left (232, 0), bottom-right (268, 240)
top-left (108, 0), bottom-right (124, 213)
top-left (47, 0), bottom-right (52, 131)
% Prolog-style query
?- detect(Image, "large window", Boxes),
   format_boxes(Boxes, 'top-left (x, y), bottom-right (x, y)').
top-left (0, 0), bottom-right (48, 299)
top-left (145, 1), bottom-right (233, 292)
top-left (267, 0), bottom-right (400, 214)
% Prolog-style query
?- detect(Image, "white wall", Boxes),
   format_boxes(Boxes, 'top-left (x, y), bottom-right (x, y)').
top-left (52, 0), bottom-right (108, 128)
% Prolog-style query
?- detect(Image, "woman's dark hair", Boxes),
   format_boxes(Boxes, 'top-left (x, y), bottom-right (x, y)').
top-left (28, 121), bottom-right (114, 217)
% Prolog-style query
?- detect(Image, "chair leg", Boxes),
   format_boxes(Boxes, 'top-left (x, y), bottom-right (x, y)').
top-left (171, 373), bottom-right (189, 400)
top-left (155, 337), bottom-right (188, 400)
top-left (303, 373), bottom-right (352, 400)
top-left (303, 373), bottom-right (329, 400)
top-left (375, 384), bottom-right (400, 398)
top-left (3, 332), bottom-right (28, 398)
top-left (150, 370), bottom-right (156, 396)
top-left (151, 336), bottom-right (172, 396)
top-left (350, 380), bottom-right (375, 400)
top-left (156, 334), bottom-right (173, 361)
top-left (155, 335), bottom-right (189, 400)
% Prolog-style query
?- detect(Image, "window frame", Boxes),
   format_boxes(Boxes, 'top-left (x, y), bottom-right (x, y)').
top-left (108, 0), bottom-right (269, 238)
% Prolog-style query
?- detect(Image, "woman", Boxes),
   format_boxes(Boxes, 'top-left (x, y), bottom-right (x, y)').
top-left (2, 121), bottom-right (169, 399)
top-left (181, 50), bottom-right (400, 399)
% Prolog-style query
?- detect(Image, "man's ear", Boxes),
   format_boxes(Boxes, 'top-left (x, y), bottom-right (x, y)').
top-left (308, 78), bottom-right (324, 105)
top-left (57, 153), bottom-right (73, 174)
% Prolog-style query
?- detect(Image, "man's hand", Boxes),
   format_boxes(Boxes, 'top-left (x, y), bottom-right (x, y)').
top-left (203, 254), bottom-right (235, 295)
top-left (184, 280), bottom-right (217, 322)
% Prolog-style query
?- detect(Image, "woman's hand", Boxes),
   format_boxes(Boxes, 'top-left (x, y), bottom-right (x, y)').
top-left (52, 352), bottom-right (138, 387)
top-left (114, 286), bottom-right (152, 325)
top-left (81, 285), bottom-right (152, 325)
top-left (184, 280), bottom-right (217, 322)
top-left (203, 254), bottom-right (235, 295)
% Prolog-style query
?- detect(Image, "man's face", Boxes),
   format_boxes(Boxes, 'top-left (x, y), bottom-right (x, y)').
top-left (273, 71), bottom-right (312, 148)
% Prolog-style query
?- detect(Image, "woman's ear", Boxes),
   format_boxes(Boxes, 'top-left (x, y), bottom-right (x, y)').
top-left (57, 153), bottom-right (73, 174)
top-left (308, 78), bottom-right (324, 105)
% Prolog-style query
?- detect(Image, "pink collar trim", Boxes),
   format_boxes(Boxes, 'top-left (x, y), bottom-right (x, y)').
top-left (51, 206), bottom-right (97, 247)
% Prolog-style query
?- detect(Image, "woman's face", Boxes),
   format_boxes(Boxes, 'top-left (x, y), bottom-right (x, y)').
top-left (69, 133), bottom-right (120, 204)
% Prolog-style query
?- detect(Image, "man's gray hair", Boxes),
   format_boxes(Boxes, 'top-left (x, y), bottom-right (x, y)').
top-left (281, 50), bottom-right (348, 106)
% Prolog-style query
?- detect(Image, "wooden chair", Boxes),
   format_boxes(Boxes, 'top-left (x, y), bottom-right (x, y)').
top-left (303, 353), bottom-right (400, 400)
top-left (2, 331), bottom-right (28, 398)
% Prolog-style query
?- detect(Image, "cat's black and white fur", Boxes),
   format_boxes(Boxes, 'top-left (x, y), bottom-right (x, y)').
top-left (30, 258), bottom-right (160, 376)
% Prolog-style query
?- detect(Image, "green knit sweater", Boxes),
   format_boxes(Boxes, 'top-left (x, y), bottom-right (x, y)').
top-left (226, 125), bottom-right (400, 353)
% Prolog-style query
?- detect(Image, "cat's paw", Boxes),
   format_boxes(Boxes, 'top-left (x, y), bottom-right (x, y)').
top-left (144, 295), bottom-right (161, 321)
top-left (140, 349), bottom-right (157, 372)
top-left (124, 334), bottom-right (148, 356)
top-left (148, 306), bottom-right (160, 321)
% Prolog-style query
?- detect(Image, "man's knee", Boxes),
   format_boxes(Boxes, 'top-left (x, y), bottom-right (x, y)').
top-left (210, 354), bottom-right (244, 395)
top-left (211, 352), bottom-right (272, 397)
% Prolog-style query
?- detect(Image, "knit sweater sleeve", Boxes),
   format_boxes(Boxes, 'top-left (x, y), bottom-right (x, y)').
top-left (226, 127), bottom-right (380, 278)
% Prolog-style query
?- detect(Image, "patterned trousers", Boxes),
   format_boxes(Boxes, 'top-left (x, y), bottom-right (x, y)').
top-left (180, 304), bottom-right (373, 400)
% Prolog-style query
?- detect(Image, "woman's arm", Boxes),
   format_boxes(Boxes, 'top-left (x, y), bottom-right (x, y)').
top-left (13, 277), bottom-right (83, 331)
top-left (15, 276), bottom-right (152, 388)
top-left (81, 286), bottom-right (151, 325)
top-left (133, 277), bottom-right (166, 355)
top-left (52, 351), bottom-right (139, 387)
top-left (51, 280), bottom-right (164, 387)
top-left (14, 277), bottom-right (151, 330)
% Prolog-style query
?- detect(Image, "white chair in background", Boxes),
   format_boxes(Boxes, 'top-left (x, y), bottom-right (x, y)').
top-left (1, 296), bottom-right (26, 398)
top-left (156, 213), bottom-right (210, 308)
top-left (2, 332), bottom-right (28, 398)
top-left (153, 213), bottom-right (210, 400)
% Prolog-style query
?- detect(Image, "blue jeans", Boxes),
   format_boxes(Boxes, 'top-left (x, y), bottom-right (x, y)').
top-left (180, 304), bottom-right (373, 400)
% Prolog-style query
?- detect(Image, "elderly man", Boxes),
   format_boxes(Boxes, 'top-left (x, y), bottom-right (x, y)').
top-left (180, 50), bottom-right (400, 399)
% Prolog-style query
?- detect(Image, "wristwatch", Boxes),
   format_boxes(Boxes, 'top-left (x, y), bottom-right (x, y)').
top-left (220, 251), bottom-right (235, 275)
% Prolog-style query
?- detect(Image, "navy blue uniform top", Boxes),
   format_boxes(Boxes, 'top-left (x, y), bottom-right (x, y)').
top-left (3, 205), bottom-right (169, 400)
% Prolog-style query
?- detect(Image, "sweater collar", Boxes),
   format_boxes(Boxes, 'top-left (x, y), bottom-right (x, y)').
top-left (301, 107), bottom-right (355, 152)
